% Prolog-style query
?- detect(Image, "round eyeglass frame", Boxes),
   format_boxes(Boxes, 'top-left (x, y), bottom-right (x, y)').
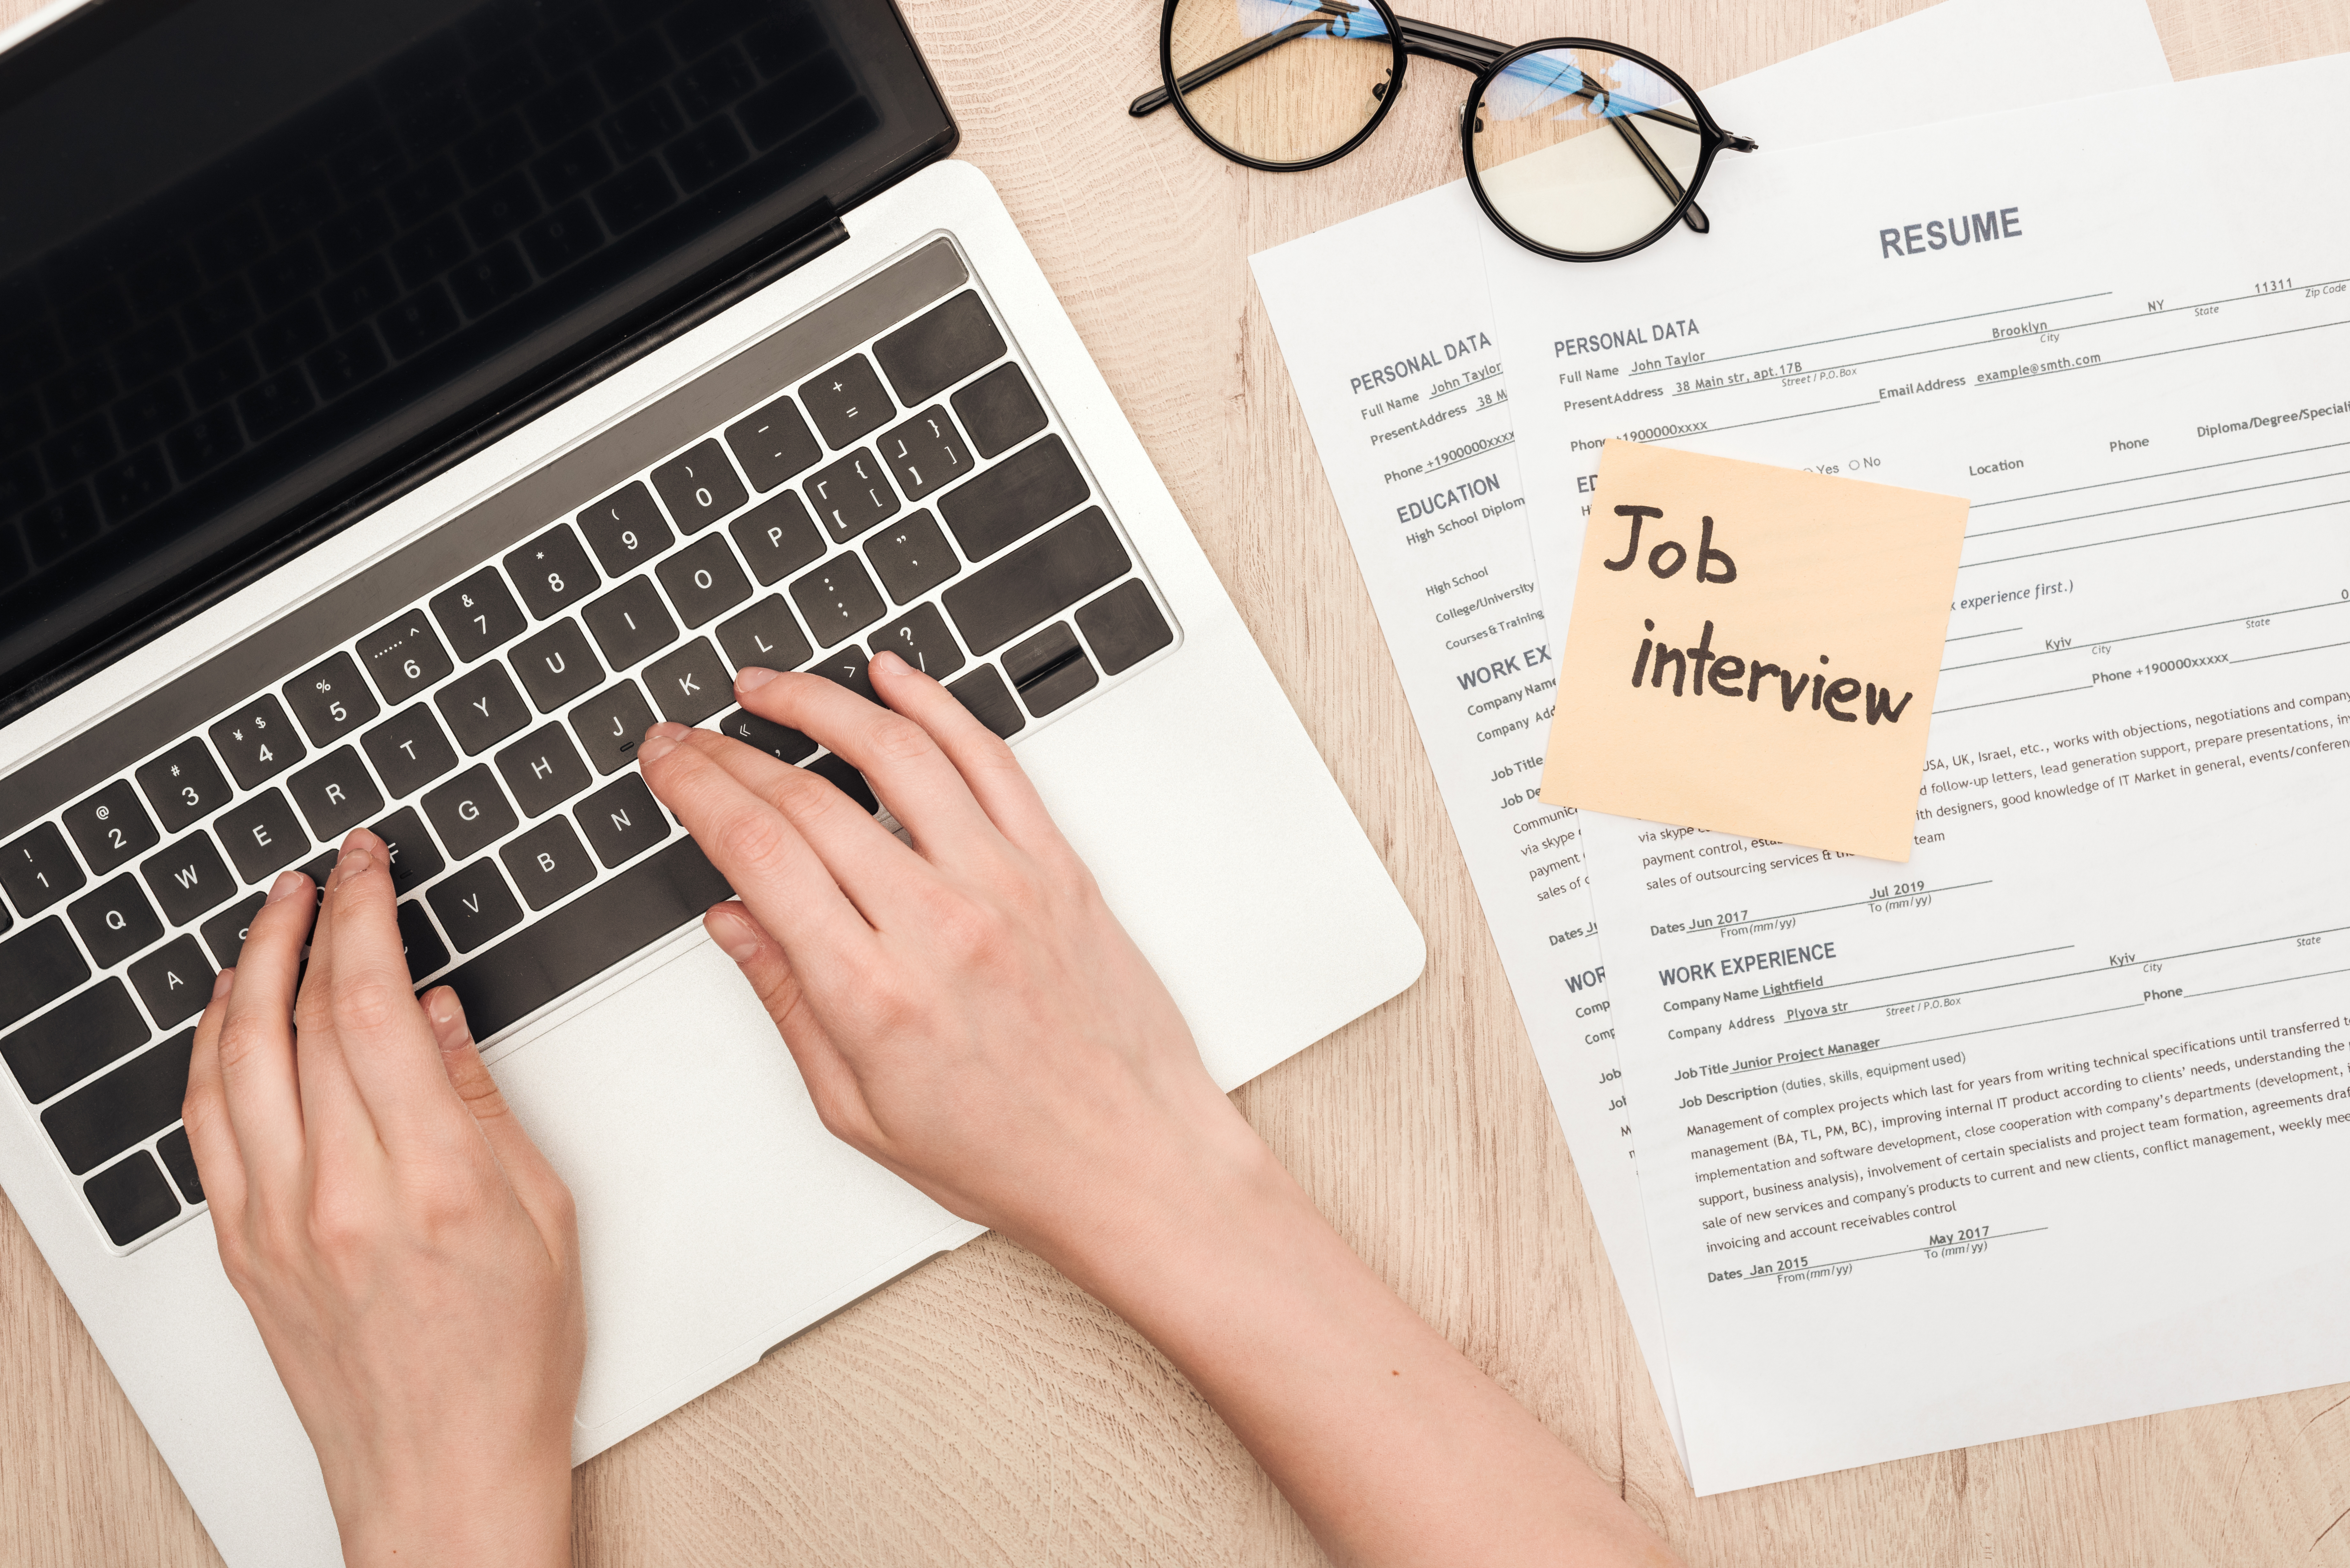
top-left (1459, 37), bottom-right (1742, 264)
top-left (1152, 0), bottom-right (1751, 263)
top-left (1155, 0), bottom-right (1410, 175)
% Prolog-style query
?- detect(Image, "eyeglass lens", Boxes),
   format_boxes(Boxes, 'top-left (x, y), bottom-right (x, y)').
top-left (1470, 47), bottom-right (1702, 255)
top-left (1168, 0), bottom-right (1396, 167)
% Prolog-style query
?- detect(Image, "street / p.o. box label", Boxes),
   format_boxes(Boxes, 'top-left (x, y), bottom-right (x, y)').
top-left (1541, 440), bottom-right (1969, 861)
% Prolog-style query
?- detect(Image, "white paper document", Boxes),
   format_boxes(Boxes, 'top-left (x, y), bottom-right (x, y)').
top-left (1484, 51), bottom-right (2350, 1491)
top-left (1249, 0), bottom-right (2169, 1463)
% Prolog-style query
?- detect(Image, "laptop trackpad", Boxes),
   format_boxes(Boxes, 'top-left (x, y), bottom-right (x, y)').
top-left (484, 934), bottom-right (967, 1443)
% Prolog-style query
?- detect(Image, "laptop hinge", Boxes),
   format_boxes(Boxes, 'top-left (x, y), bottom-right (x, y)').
top-left (0, 210), bottom-right (853, 731)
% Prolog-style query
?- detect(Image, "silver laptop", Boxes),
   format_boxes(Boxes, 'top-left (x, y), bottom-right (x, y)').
top-left (0, 2), bottom-right (1426, 1561)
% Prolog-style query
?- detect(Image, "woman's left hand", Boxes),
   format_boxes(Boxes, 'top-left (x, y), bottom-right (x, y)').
top-left (181, 828), bottom-right (582, 1567)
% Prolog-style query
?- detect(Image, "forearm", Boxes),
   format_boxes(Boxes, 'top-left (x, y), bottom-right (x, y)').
top-left (1036, 1123), bottom-right (1679, 1568)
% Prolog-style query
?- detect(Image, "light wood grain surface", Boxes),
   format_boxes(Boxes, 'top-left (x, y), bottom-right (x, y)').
top-left (6, 0), bottom-right (2349, 1563)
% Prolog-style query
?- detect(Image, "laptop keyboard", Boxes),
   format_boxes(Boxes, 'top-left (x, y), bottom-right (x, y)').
top-left (0, 237), bottom-right (1178, 1251)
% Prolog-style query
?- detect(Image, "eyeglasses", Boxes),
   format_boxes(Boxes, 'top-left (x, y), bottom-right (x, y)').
top-left (1129, 0), bottom-right (1758, 263)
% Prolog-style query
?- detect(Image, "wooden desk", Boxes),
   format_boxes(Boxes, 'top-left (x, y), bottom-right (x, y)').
top-left (6, 0), bottom-right (2348, 1561)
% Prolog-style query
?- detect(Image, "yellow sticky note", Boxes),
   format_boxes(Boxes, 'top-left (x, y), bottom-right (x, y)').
top-left (1541, 441), bottom-right (1969, 862)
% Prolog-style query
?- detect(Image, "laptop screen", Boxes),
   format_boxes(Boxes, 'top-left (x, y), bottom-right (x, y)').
top-left (0, 0), bottom-right (951, 717)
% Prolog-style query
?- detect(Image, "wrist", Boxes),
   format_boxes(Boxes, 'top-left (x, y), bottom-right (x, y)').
top-left (1023, 1098), bottom-right (1333, 1352)
top-left (331, 1445), bottom-right (572, 1568)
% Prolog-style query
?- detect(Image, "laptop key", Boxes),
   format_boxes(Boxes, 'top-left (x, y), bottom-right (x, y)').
top-left (864, 510), bottom-right (959, 604)
top-left (422, 766), bottom-right (518, 862)
top-left (870, 603), bottom-right (965, 682)
top-left (85, 1151), bottom-right (180, 1246)
top-left (715, 595), bottom-right (812, 675)
top-left (951, 361), bottom-right (1047, 459)
top-left (157, 1126), bottom-right (203, 1203)
top-left (392, 893), bottom-right (446, 983)
top-left (936, 434), bottom-right (1088, 561)
top-left (581, 575), bottom-right (679, 668)
top-left (200, 893), bottom-right (267, 968)
top-left (724, 394), bottom-right (820, 491)
top-left (42, 1030), bottom-right (196, 1174)
top-left (137, 738), bottom-right (235, 834)
top-left (397, 900), bottom-right (450, 983)
top-left (656, 534), bottom-right (752, 626)
top-left (789, 554), bottom-right (885, 648)
top-left (495, 725), bottom-right (592, 817)
top-left (1, 822), bottom-right (86, 916)
top-left (501, 817), bottom-right (597, 909)
top-left (568, 680), bottom-right (658, 774)
top-left (576, 481), bottom-right (674, 577)
top-left (287, 747), bottom-right (385, 842)
top-left (434, 836), bottom-right (732, 1040)
top-left (69, 876), bottom-right (164, 970)
top-left (436, 660), bottom-right (533, 755)
top-left (363, 704), bottom-right (461, 797)
top-left (805, 448), bottom-right (899, 543)
top-left (1004, 621), bottom-right (1099, 717)
top-left (875, 290), bottom-right (1005, 406)
top-left (1076, 580), bottom-right (1174, 675)
top-left (651, 438), bottom-right (748, 533)
top-left (946, 665), bottom-right (1025, 739)
top-left (369, 806), bottom-right (445, 894)
top-left (731, 491), bottom-right (826, 585)
top-left (511, 618), bottom-right (603, 711)
top-left (208, 696), bottom-right (307, 790)
top-left (216, 789), bottom-right (310, 884)
top-left (62, 780), bottom-right (161, 876)
top-left (0, 920), bottom-right (92, 1034)
top-left (505, 523), bottom-right (600, 619)
top-left (877, 406), bottom-right (971, 501)
top-left (716, 707), bottom-right (817, 764)
top-left (642, 638), bottom-right (733, 724)
top-left (129, 936), bottom-right (215, 1030)
top-left (429, 567), bottom-right (529, 661)
top-left (282, 650), bottom-right (380, 746)
top-left (428, 860), bottom-right (525, 953)
top-left (3, 976), bottom-right (143, 1102)
top-left (358, 609), bottom-right (455, 705)
top-left (942, 507), bottom-right (1130, 654)
top-left (811, 645), bottom-right (875, 702)
top-left (576, 774), bottom-right (668, 868)
top-left (141, 831), bottom-right (237, 927)
top-left (799, 352), bottom-right (892, 448)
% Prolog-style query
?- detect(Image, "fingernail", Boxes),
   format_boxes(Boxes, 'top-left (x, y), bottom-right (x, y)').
top-left (638, 723), bottom-right (685, 765)
top-left (266, 869), bottom-right (307, 904)
top-left (426, 988), bottom-right (461, 1027)
top-left (871, 650), bottom-right (904, 675)
top-left (212, 969), bottom-right (236, 998)
top-left (334, 844), bottom-right (369, 882)
top-left (736, 666), bottom-right (780, 692)
top-left (708, 906), bottom-right (764, 962)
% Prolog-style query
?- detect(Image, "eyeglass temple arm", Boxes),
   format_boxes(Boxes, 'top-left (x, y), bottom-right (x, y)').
top-left (1604, 116), bottom-right (1711, 234)
top-left (1128, 7), bottom-right (1510, 117)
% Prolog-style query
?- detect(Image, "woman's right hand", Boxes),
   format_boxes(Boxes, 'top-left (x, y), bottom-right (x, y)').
top-left (638, 654), bottom-right (1681, 1568)
top-left (633, 654), bottom-right (1266, 1268)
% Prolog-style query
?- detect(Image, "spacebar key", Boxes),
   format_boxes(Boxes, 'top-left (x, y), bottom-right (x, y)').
top-left (434, 838), bottom-right (734, 1039)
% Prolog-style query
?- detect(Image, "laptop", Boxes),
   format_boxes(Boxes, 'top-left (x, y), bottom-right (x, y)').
top-left (0, 1), bottom-right (1427, 1561)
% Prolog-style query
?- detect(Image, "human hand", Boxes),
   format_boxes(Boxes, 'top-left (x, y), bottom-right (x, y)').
top-left (642, 658), bottom-right (1679, 1568)
top-left (181, 829), bottom-right (581, 1568)
top-left (634, 654), bottom-right (1269, 1278)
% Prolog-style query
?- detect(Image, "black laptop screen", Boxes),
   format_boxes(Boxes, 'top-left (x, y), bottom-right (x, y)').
top-left (0, 0), bottom-right (951, 714)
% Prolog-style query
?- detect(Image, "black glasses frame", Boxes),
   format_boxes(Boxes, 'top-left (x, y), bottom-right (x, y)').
top-left (1131, 0), bottom-right (1758, 264)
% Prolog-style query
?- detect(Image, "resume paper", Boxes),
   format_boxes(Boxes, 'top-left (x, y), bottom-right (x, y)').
top-left (1249, 0), bottom-right (2171, 1465)
top-left (1484, 51), bottom-right (2350, 1491)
